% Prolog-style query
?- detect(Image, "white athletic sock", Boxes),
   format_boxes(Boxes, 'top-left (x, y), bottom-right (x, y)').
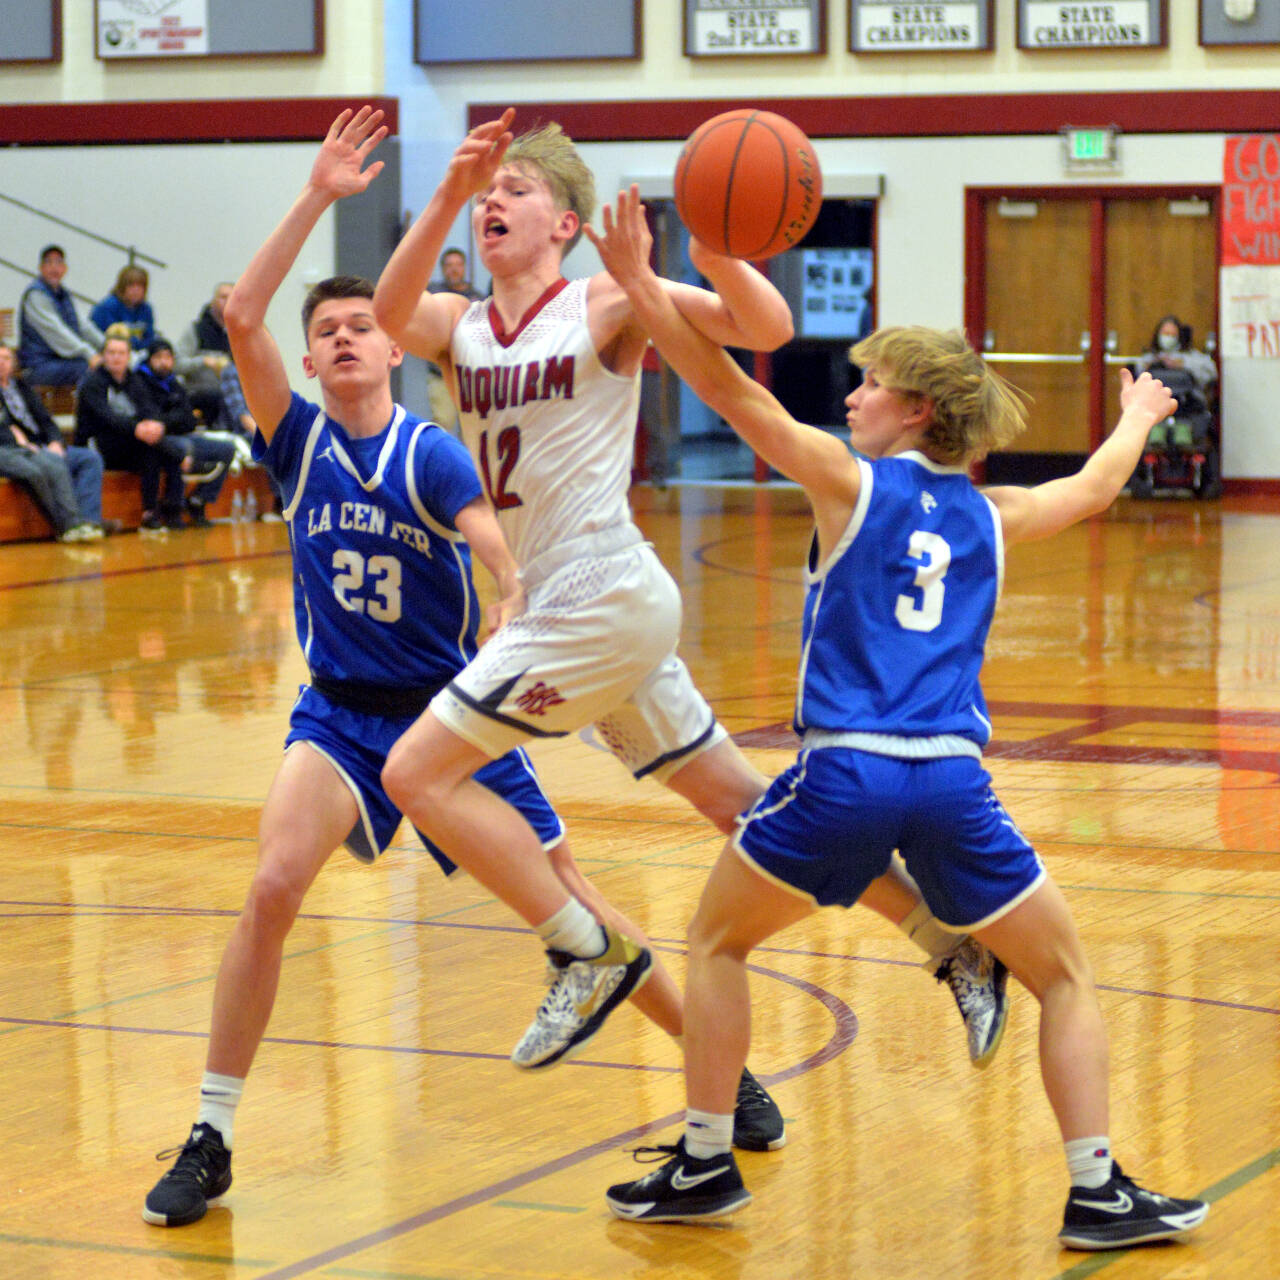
top-left (900, 901), bottom-right (957, 962)
top-left (197, 1071), bottom-right (244, 1148)
top-left (1065, 1136), bottom-right (1113, 1189)
top-left (536, 899), bottom-right (607, 959)
top-left (684, 1109), bottom-right (733, 1159)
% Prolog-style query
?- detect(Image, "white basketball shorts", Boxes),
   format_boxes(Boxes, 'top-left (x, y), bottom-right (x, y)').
top-left (430, 526), bottom-right (726, 780)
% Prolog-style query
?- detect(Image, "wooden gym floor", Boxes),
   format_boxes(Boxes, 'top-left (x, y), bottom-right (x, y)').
top-left (1, 486), bottom-right (1277, 1280)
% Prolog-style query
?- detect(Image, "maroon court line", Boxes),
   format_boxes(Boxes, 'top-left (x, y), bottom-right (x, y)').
top-left (733, 702), bottom-right (1280, 780)
top-left (247, 962), bottom-right (857, 1280)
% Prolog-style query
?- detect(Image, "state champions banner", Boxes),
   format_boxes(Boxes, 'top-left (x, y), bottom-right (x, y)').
top-left (1221, 136), bottom-right (1280, 358)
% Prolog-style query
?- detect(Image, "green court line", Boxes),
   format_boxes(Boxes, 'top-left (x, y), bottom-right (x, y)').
top-left (321, 1269), bottom-right (458, 1279)
top-left (1054, 1145), bottom-right (1280, 1279)
top-left (492, 1199), bottom-right (588, 1213)
top-left (0, 1230), bottom-right (271, 1267)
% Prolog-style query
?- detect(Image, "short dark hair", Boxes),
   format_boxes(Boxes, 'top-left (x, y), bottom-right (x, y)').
top-left (39, 244), bottom-right (66, 263)
top-left (300, 274), bottom-right (376, 339)
top-left (147, 337), bottom-right (174, 359)
top-left (442, 246), bottom-right (467, 261)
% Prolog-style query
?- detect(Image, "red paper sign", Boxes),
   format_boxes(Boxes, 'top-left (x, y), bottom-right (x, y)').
top-left (1222, 135), bottom-right (1280, 266)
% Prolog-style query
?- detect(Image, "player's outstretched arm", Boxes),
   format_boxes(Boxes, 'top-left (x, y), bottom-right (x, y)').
top-left (454, 496), bottom-right (526, 634)
top-left (225, 106), bottom-right (387, 443)
top-left (586, 188), bottom-right (852, 505)
top-left (986, 368), bottom-right (1176, 546)
top-left (372, 111), bottom-right (515, 361)
top-left (658, 235), bottom-right (795, 353)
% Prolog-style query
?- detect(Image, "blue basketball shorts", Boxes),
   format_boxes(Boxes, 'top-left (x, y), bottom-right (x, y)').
top-left (734, 746), bottom-right (1045, 930)
top-left (286, 686), bottom-right (565, 872)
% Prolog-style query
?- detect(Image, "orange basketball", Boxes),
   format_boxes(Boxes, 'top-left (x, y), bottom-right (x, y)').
top-left (674, 109), bottom-right (823, 260)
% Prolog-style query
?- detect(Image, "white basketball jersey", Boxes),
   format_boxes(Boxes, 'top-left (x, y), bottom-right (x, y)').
top-left (450, 277), bottom-right (640, 566)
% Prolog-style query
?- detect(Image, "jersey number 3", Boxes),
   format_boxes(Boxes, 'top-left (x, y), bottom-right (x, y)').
top-left (894, 530), bottom-right (950, 632)
top-left (332, 551), bottom-right (403, 623)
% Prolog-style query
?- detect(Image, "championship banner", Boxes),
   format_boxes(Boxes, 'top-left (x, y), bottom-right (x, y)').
top-left (98, 0), bottom-right (209, 58)
top-left (687, 0), bottom-right (823, 56)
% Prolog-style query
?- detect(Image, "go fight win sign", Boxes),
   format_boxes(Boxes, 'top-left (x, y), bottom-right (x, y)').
top-left (1221, 136), bottom-right (1280, 358)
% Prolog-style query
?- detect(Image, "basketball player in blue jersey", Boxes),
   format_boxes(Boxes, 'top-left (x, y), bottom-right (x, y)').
top-left (589, 188), bottom-right (1209, 1250)
top-left (143, 108), bottom-right (761, 1231)
top-left (373, 113), bottom-right (1010, 1098)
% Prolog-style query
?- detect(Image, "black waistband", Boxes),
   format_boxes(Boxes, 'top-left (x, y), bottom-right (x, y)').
top-left (310, 674), bottom-right (445, 720)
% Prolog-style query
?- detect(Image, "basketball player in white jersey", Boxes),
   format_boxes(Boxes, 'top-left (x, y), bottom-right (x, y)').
top-left (372, 113), bottom-right (1008, 1099)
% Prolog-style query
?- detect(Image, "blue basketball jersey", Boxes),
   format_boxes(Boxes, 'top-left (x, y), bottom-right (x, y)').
top-left (254, 394), bottom-right (483, 692)
top-left (795, 450), bottom-right (1003, 748)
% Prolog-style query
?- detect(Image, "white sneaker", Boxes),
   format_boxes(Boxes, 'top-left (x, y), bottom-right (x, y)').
top-left (510, 928), bottom-right (653, 1069)
top-left (933, 937), bottom-right (1009, 1068)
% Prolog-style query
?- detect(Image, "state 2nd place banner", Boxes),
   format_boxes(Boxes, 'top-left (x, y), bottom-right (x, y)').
top-left (98, 0), bottom-right (209, 58)
top-left (686, 0), bottom-right (825, 56)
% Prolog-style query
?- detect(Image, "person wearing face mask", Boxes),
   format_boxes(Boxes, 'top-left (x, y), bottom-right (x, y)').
top-left (1135, 315), bottom-right (1217, 397)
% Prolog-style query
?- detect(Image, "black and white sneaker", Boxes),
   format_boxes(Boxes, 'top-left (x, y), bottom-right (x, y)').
top-left (1059, 1162), bottom-right (1208, 1250)
top-left (732, 1067), bottom-right (785, 1151)
top-left (142, 1123), bottom-right (232, 1226)
top-left (606, 1137), bottom-right (752, 1222)
top-left (933, 937), bottom-right (1009, 1068)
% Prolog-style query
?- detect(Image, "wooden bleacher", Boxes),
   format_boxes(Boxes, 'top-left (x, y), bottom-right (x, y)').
top-left (0, 464), bottom-right (276, 543)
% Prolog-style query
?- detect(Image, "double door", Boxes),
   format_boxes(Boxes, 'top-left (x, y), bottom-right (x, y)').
top-left (969, 189), bottom-right (1219, 478)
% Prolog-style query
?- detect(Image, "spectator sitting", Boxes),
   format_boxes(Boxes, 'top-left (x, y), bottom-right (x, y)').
top-left (1135, 314), bottom-right (1218, 398)
top-left (217, 358), bottom-right (283, 520)
top-left (18, 244), bottom-right (106, 387)
top-left (217, 358), bottom-right (256, 442)
top-left (91, 264), bottom-right (157, 355)
top-left (75, 334), bottom-right (186, 531)
top-left (174, 281), bottom-right (233, 426)
top-left (137, 338), bottom-right (238, 527)
top-left (0, 340), bottom-right (117, 542)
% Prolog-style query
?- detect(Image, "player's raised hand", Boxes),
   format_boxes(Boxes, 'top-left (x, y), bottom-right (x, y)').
top-left (583, 185), bottom-right (654, 288)
top-left (1119, 366), bottom-right (1177, 426)
top-left (310, 106), bottom-right (388, 200)
top-left (440, 109), bottom-right (516, 203)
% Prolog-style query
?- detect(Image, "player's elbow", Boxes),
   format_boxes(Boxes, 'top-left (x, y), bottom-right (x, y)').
top-left (222, 289), bottom-right (257, 340)
top-left (371, 288), bottom-right (407, 340)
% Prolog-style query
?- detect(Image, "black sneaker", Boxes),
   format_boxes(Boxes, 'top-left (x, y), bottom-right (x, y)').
top-left (142, 1123), bottom-right (232, 1226)
top-left (1059, 1162), bottom-right (1208, 1250)
top-left (606, 1137), bottom-right (752, 1222)
top-left (732, 1067), bottom-right (785, 1151)
top-left (185, 499), bottom-right (212, 528)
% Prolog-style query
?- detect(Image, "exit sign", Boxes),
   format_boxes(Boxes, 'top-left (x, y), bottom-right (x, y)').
top-left (1062, 126), bottom-right (1120, 173)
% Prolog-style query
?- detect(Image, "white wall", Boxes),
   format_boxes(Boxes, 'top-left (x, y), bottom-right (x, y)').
top-left (1, 143), bottom-right (332, 394)
top-left (5, 1), bottom-right (1280, 474)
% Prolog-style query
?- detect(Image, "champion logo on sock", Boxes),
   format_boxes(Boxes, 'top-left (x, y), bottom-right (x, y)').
top-left (1093, 1148), bottom-right (1110, 1159)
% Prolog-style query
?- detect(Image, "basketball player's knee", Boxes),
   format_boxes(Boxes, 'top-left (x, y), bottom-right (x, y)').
top-left (243, 863), bottom-right (307, 939)
top-left (381, 741), bottom-right (432, 813)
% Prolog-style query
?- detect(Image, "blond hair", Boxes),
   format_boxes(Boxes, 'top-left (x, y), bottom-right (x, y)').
top-left (504, 123), bottom-right (596, 255)
top-left (850, 326), bottom-right (1028, 465)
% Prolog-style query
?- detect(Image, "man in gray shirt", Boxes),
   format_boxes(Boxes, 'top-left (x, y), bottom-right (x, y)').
top-left (17, 245), bottom-right (106, 387)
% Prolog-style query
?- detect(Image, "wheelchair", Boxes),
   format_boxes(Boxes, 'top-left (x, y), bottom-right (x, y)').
top-left (1127, 365), bottom-right (1221, 500)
